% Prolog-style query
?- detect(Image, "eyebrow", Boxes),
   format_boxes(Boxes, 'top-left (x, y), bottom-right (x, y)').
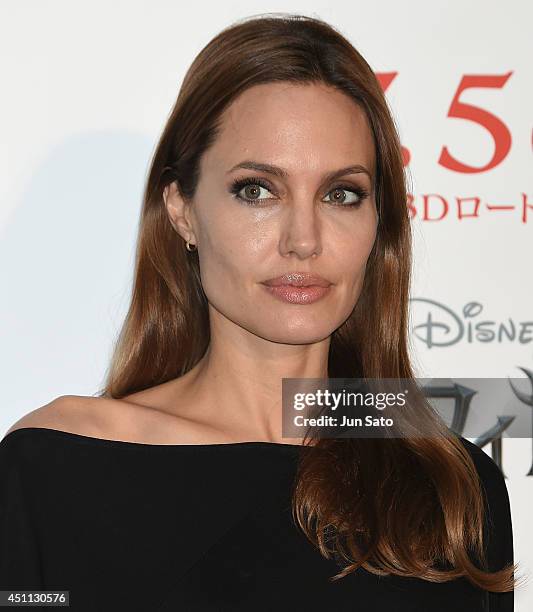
top-left (226, 160), bottom-right (373, 182)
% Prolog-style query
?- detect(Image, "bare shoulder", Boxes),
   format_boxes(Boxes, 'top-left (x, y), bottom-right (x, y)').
top-left (3, 388), bottom-right (219, 445)
top-left (3, 395), bottom-right (123, 441)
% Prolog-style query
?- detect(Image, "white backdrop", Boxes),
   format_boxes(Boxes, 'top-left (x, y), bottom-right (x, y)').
top-left (1, 1), bottom-right (531, 608)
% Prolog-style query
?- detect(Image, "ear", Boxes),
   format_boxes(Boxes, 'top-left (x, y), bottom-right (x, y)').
top-left (163, 181), bottom-right (197, 247)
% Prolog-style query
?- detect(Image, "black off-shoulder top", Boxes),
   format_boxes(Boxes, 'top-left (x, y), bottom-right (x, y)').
top-left (0, 428), bottom-right (513, 611)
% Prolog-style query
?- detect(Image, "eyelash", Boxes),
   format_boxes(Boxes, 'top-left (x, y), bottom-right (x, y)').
top-left (229, 177), bottom-right (369, 208)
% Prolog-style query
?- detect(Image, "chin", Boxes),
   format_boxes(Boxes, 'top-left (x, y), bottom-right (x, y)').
top-left (255, 322), bottom-right (334, 345)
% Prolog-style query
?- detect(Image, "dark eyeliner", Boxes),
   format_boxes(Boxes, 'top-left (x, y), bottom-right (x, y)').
top-left (229, 177), bottom-right (275, 204)
top-left (229, 177), bottom-right (369, 207)
top-left (326, 183), bottom-right (370, 207)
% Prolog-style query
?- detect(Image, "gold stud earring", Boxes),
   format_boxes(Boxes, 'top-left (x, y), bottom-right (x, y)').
top-left (185, 240), bottom-right (197, 252)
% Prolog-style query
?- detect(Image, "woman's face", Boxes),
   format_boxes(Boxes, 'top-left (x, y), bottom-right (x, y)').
top-left (167, 81), bottom-right (378, 344)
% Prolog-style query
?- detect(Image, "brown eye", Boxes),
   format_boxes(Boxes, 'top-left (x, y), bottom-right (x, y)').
top-left (242, 184), bottom-right (264, 200)
top-left (323, 185), bottom-right (368, 207)
top-left (230, 178), bottom-right (276, 204)
top-left (330, 188), bottom-right (348, 203)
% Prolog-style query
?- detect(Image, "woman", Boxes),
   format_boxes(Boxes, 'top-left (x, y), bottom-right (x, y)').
top-left (0, 13), bottom-right (517, 611)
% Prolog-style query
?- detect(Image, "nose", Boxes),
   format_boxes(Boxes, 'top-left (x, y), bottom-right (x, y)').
top-left (279, 200), bottom-right (322, 260)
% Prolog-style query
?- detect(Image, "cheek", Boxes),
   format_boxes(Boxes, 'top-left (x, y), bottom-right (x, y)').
top-left (329, 216), bottom-right (376, 293)
top-left (330, 211), bottom-right (377, 259)
top-left (196, 214), bottom-right (270, 293)
top-left (203, 202), bottom-right (276, 260)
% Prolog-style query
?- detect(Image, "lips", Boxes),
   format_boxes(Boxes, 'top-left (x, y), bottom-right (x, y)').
top-left (262, 272), bottom-right (331, 288)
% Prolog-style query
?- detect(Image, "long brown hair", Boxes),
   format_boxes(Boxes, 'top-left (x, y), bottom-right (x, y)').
top-left (98, 13), bottom-right (518, 592)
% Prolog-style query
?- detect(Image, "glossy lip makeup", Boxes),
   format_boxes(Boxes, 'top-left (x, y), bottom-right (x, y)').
top-left (261, 272), bottom-right (332, 305)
